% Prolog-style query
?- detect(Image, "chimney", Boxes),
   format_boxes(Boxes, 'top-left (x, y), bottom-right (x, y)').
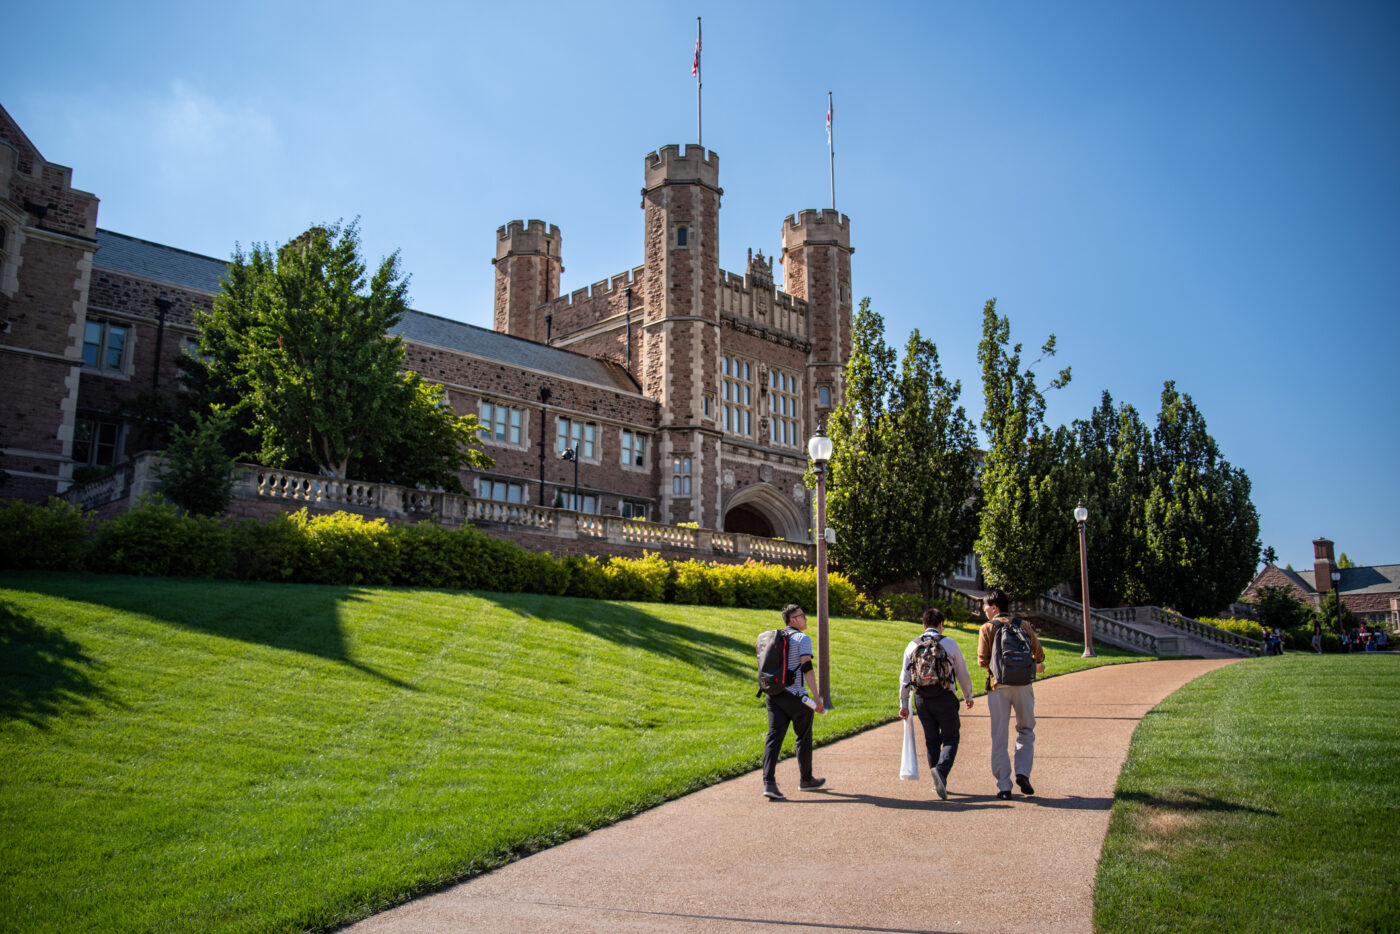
top-left (1313, 538), bottom-right (1337, 593)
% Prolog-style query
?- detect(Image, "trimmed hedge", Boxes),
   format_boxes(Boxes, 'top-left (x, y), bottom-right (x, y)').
top-left (1198, 616), bottom-right (1265, 641)
top-left (0, 497), bottom-right (862, 614)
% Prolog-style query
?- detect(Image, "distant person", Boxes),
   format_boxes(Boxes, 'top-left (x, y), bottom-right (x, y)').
top-left (976, 590), bottom-right (1046, 800)
top-left (1312, 619), bottom-right (1322, 654)
top-left (760, 604), bottom-right (825, 800)
top-left (899, 608), bottom-right (975, 800)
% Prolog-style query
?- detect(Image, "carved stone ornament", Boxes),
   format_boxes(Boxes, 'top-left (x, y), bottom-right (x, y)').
top-left (759, 464), bottom-right (773, 483)
top-left (723, 469), bottom-right (736, 489)
top-left (792, 483), bottom-right (806, 501)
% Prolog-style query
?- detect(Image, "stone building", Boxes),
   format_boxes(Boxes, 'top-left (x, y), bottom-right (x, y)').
top-left (1244, 537), bottom-right (1400, 630)
top-left (1, 104), bottom-right (852, 543)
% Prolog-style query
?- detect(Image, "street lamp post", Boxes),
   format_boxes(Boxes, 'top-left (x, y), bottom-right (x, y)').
top-left (560, 445), bottom-right (580, 509)
top-left (808, 429), bottom-right (835, 708)
top-left (538, 386), bottom-right (552, 506)
top-left (1331, 569), bottom-right (1343, 635)
top-left (1074, 501), bottom-right (1096, 658)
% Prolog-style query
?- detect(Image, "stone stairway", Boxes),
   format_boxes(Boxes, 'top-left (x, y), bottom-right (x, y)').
top-left (932, 584), bottom-right (1261, 659)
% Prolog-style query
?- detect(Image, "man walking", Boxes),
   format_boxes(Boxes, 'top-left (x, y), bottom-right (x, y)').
top-left (899, 607), bottom-right (974, 799)
top-left (976, 589), bottom-right (1046, 801)
top-left (761, 604), bottom-right (826, 800)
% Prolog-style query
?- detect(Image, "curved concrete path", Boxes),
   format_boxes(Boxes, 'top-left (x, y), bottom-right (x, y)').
top-left (343, 659), bottom-right (1235, 934)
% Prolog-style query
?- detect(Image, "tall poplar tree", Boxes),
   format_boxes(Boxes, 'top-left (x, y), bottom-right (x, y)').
top-left (1141, 381), bottom-right (1259, 616)
top-left (975, 299), bottom-right (1080, 600)
top-left (887, 332), bottom-right (981, 603)
top-left (824, 299), bottom-right (900, 593)
top-left (1074, 391), bottom-right (1151, 606)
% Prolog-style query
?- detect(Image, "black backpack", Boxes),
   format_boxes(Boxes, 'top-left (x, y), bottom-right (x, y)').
top-left (756, 627), bottom-right (796, 697)
top-left (908, 632), bottom-right (955, 691)
top-left (991, 617), bottom-right (1036, 686)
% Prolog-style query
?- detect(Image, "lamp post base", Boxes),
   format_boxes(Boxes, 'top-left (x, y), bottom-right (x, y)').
top-left (1082, 649), bottom-right (1097, 658)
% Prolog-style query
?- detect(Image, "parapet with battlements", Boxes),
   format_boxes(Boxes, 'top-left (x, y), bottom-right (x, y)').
top-left (780, 209), bottom-right (851, 252)
top-left (644, 144), bottom-right (721, 193)
top-left (494, 219), bottom-right (562, 262)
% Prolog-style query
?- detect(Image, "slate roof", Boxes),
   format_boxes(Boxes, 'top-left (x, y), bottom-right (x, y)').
top-left (1298, 565), bottom-right (1400, 596)
top-left (96, 229), bottom-right (230, 293)
top-left (92, 230), bottom-right (640, 394)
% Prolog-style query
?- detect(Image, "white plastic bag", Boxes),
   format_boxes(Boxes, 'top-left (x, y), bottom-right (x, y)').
top-left (900, 714), bottom-right (919, 780)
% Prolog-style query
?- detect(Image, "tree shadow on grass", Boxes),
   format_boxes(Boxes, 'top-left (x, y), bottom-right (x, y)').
top-left (489, 592), bottom-right (753, 680)
top-left (8, 576), bottom-right (415, 691)
top-left (0, 601), bottom-right (120, 728)
top-left (1116, 789), bottom-right (1278, 817)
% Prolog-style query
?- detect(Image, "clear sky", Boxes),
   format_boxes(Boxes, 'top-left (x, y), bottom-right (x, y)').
top-left (5, 0), bottom-right (1396, 572)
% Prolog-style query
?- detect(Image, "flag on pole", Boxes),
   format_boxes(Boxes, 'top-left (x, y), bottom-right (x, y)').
top-left (692, 33), bottom-right (701, 76)
top-left (826, 97), bottom-right (832, 144)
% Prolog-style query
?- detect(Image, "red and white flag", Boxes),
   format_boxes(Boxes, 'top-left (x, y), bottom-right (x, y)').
top-left (826, 97), bottom-right (832, 144)
top-left (692, 35), bottom-right (701, 76)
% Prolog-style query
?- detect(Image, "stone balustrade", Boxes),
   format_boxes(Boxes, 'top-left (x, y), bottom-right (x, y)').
top-left (1029, 593), bottom-right (1162, 654)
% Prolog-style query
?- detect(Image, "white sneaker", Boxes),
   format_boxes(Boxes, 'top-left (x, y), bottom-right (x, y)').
top-left (931, 768), bottom-right (948, 800)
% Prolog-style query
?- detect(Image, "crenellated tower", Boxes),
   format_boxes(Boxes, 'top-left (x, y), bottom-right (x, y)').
top-left (640, 144), bottom-right (723, 524)
top-left (781, 209), bottom-right (853, 431)
top-left (492, 219), bottom-right (562, 342)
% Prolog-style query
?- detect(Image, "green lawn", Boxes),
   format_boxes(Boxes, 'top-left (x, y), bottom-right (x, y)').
top-left (1095, 653), bottom-right (1400, 933)
top-left (0, 572), bottom-right (1145, 933)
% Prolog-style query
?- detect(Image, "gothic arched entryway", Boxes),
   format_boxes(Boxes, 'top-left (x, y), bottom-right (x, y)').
top-left (723, 503), bottom-right (774, 538)
top-left (721, 483), bottom-right (810, 542)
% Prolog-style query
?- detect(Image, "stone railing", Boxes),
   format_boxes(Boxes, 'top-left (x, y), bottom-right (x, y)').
top-left (242, 463), bottom-right (814, 565)
top-left (61, 463), bottom-right (135, 509)
top-left (1143, 606), bottom-right (1264, 656)
top-left (932, 582), bottom-right (985, 620)
top-left (1099, 604), bottom-right (1262, 656)
top-left (1026, 593), bottom-right (1162, 655)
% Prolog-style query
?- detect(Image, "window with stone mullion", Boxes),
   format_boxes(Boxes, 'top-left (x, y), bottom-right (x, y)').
top-left (721, 354), bottom-right (754, 437)
top-left (769, 368), bottom-right (800, 447)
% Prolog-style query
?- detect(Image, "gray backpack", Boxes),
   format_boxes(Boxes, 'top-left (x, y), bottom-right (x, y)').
top-left (991, 618), bottom-right (1036, 686)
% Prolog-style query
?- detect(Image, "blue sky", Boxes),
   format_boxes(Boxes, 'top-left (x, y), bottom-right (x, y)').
top-left (5, 0), bottom-right (1396, 572)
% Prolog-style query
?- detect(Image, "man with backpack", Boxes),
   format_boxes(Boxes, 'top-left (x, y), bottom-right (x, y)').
top-left (976, 589), bottom-right (1046, 801)
top-left (899, 607), bottom-right (975, 800)
top-left (758, 604), bottom-right (826, 800)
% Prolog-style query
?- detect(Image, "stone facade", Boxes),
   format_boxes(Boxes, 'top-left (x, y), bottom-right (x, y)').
top-left (0, 107), bottom-right (852, 545)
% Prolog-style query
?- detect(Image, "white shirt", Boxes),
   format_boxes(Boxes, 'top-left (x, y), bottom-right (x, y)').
top-left (785, 628), bottom-right (815, 698)
top-left (898, 630), bottom-right (973, 708)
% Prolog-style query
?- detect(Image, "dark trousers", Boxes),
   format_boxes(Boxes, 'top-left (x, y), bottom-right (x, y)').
top-left (762, 692), bottom-right (814, 786)
top-left (914, 687), bottom-right (960, 781)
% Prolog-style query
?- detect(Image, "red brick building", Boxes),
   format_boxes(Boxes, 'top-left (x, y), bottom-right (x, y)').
top-left (1244, 537), bottom-right (1399, 630)
top-left (1, 105), bottom-right (852, 542)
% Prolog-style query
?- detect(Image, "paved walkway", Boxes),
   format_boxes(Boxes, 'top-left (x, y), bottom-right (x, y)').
top-left (343, 659), bottom-right (1236, 934)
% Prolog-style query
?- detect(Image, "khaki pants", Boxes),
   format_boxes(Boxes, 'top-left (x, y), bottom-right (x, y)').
top-left (987, 682), bottom-right (1036, 792)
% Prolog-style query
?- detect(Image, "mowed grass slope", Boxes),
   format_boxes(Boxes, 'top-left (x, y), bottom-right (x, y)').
top-left (0, 572), bottom-right (1146, 934)
top-left (1095, 653), bottom-right (1400, 933)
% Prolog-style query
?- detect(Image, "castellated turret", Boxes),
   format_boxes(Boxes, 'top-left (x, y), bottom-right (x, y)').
top-left (643, 144), bottom-right (721, 193)
top-left (492, 219), bottom-right (562, 342)
top-left (781, 209), bottom-right (853, 430)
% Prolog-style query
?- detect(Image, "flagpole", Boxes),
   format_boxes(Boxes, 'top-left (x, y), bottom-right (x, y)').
top-left (696, 18), bottom-right (703, 147)
top-left (827, 90), bottom-right (836, 210)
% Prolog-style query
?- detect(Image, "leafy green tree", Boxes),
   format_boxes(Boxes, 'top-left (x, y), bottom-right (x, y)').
top-left (1074, 391), bottom-right (1151, 606)
top-left (824, 302), bottom-right (982, 601)
top-left (1318, 589), bottom-right (1360, 635)
top-left (1141, 381), bottom-right (1259, 617)
top-left (189, 222), bottom-right (489, 487)
top-left (825, 299), bottom-right (901, 593)
top-left (1253, 584), bottom-right (1314, 631)
top-left (158, 409), bottom-right (237, 516)
top-left (975, 299), bottom-right (1079, 600)
top-left (886, 331), bottom-right (981, 604)
top-left (1337, 552), bottom-right (1356, 569)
